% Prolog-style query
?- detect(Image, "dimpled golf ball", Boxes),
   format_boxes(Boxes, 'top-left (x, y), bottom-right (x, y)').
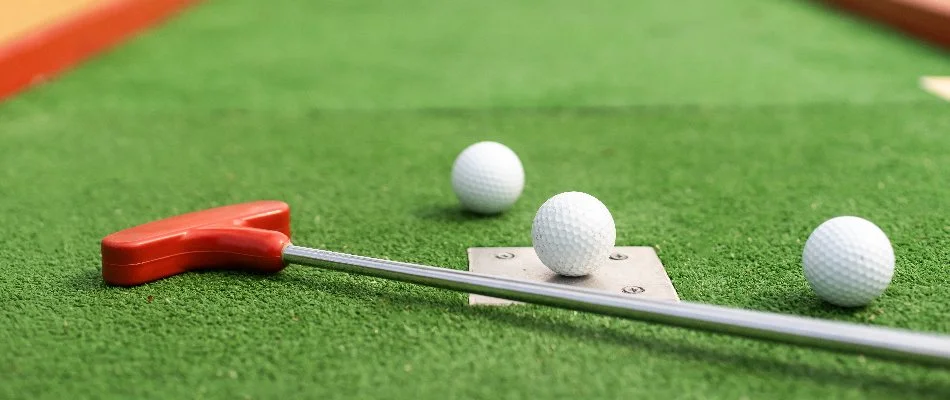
top-left (451, 141), bottom-right (525, 214)
top-left (802, 216), bottom-right (895, 307)
top-left (532, 192), bottom-right (616, 276)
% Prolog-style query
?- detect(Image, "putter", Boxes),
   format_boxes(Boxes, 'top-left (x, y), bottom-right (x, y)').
top-left (101, 201), bottom-right (950, 366)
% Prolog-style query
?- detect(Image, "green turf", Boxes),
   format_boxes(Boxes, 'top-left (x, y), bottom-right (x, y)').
top-left (7, 0), bottom-right (950, 113)
top-left (3, 0), bottom-right (950, 398)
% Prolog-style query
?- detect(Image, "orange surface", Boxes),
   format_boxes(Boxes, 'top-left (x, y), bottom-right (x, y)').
top-left (101, 201), bottom-right (292, 286)
top-left (822, 0), bottom-right (950, 51)
top-left (0, 0), bottom-right (110, 43)
top-left (0, 0), bottom-right (199, 101)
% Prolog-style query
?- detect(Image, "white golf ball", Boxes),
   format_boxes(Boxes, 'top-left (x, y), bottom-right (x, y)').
top-left (802, 216), bottom-right (895, 307)
top-left (532, 192), bottom-right (616, 276)
top-left (451, 141), bottom-right (525, 214)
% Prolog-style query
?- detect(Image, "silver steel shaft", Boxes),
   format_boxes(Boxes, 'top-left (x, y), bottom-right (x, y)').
top-left (282, 245), bottom-right (950, 366)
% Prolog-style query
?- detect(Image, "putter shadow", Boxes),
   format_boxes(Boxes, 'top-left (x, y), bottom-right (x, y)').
top-left (68, 267), bottom-right (282, 292)
top-left (284, 273), bottom-right (950, 397)
top-left (70, 268), bottom-right (109, 291)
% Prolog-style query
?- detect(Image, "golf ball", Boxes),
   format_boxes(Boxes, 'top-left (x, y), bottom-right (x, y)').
top-left (802, 216), bottom-right (895, 307)
top-left (532, 192), bottom-right (616, 276)
top-left (451, 141), bottom-right (525, 214)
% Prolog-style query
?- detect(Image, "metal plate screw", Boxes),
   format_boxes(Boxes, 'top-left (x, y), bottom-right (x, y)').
top-left (609, 253), bottom-right (628, 261)
top-left (621, 286), bottom-right (645, 294)
top-left (495, 252), bottom-right (515, 260)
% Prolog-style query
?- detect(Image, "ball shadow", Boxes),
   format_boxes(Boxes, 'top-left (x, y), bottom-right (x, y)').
top-left (413, 204), bottom-right (505, 222)
top-left (753, 286), bottom-right (871, 318)
top-left (544, 274), bottom-right (594, 285)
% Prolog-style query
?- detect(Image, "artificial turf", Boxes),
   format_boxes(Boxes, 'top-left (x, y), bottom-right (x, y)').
top-left (3, 0), bottom-right (950, 398)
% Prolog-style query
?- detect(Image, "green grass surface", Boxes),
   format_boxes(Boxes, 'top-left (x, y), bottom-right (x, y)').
top-left (3, 0), bottom-right (950, 398)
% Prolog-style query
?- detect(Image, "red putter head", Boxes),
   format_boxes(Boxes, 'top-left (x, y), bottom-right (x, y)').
top-left (101, 201), bottom-right (293, 286)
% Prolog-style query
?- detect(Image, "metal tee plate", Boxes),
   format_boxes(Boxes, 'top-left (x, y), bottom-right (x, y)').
top-left (467, 246), bottom-right (679, 305)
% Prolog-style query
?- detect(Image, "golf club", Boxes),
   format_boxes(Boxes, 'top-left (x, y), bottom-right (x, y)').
top-left (102, 201), bottom-right (950, 367)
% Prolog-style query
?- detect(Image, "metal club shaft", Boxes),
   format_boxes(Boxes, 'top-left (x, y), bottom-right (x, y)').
top-left (282, 245), bottom-right (950, 366)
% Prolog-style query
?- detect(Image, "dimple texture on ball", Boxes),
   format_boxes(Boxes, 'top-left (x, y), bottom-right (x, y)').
top-left (451, 142), bottom-right (525, 214)
top-left (802, 216), bottom-right (895, 307)
top-left (532, 192), bottom-right (616, 276)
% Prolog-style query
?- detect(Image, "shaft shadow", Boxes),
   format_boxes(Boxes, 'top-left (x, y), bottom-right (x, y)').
top-left (283, 272), bottom-right (950, 398)
top-left (66, 266), bottom-right (950, 397)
